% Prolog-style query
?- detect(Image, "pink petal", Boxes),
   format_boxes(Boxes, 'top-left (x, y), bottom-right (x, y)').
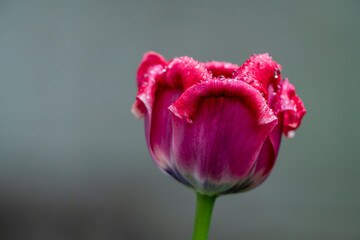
top-left (166, 56), bottom-right (211, 90)
top-left (204, 61), bottom-right (239, 78)
top-left (136, 51), bottom-right (167, 88)
top-left (132, 52), bottom-right (167, 118)
top-left (146, 87), bottom-right (182, 170)
top-left (273, 79), bottom-right (306, 137)
top-left (170, 96), bottom-right (277, 194)
top-left (169, 79), bottom-right (277, 125)
top-left (234, 53), bottom-right (282, 99)
top-left (246, 120), bottom-right (283, 189)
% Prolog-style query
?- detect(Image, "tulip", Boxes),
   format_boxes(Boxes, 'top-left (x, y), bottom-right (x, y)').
top-left (132, 52), bottom-right (306, 240)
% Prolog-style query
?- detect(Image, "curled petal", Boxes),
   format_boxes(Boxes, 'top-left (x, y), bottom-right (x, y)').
top-left (169, 79), bottom-right (277, 125)
top-left (273, 79), bottom-right (306, 137)
top-left (136, 51), bottom-right (167, 88)
top-left (166, 56), bottom-right (211, 90)
top-left (234, 54), bottom-right (282, 98)
top-left (170, 97), bottom-right (277, 195)
top-left (204, 61), bottom-right (239, 78)
top-left (132, 52), bottom-right (167, 118)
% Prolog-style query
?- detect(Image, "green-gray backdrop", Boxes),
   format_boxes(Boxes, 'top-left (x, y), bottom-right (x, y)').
top-left (0, 0), bottom-right (359, 239)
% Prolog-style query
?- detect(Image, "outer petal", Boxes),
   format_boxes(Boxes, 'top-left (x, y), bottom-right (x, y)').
top-left (204, 61), bottom-right (239, 78)
top-left (136, 51), bottom-right (167, 87)
top-left (169, 80), bottom-right (278, 195)
top-left (234, 53), bottom-right (282, 99)
top-left (165, 56), bottom-right (211, 90)
top-left (273, 79), bottom-right (306, 137)
top-left (132, 52), bottom-right (167, 118)
top-left (147, 87), bottom-right (182, 170)
top-left (169, 79), bottom-right (277, 125)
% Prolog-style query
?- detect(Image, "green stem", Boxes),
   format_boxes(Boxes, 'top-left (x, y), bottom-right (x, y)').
top-left (192, 193), bottom-right (217, 240)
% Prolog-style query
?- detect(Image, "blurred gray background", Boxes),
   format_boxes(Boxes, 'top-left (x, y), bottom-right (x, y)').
top-left (0, 0), bottom-right (359, 239)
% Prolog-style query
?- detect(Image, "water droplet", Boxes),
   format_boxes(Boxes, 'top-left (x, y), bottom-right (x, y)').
top-left (273, 92), bottom-right (276, 96)
top-left (232, 70), bottom-right (237, 76)
top-left (143, 73), bottom-right (149, 78)
top-left (235, 77), bottom-right (240, 80)
top-left (274, 71), bottom-right (278, 79)
top-left (287, 131), bottom-right (295, 138)
top-left (195, 64), bottom-right (200, 69)
top-left (218, 75), bottom-right (225, 79)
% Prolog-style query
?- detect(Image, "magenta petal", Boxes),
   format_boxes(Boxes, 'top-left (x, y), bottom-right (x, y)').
top-left (166, 56), bottom-right (211, 90)
top-left (136, 51), bottom-right (167, 87)
top-left (132, 52), bottom-right (167, 118)
top-left (204, 61), bottom-right (239, 78)
top-left (248, 120), bottom-right (283, 186)
top-left (170, 97), bottom-right (277, 194)
top-left (169, 79), bottom-right (277, 125)
top-left (273, 79), bottom-right (306, 137)
top-left (234, 53), bottom-right (282, 99)
top-left (146, 87), bottom-right (182, 170)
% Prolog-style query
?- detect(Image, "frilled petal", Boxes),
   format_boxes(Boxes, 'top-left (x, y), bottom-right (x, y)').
top-left (132, 52), bottom-right (167, 118)
top-left (168, 80), bottom-right (278, 195)
top-left (234, 53), bottom-right (282, 99)
top-left (170, 97), bottom-right (277, 195)
top-left (204, 61), bottom-right (239, 78)
top-left (169, 79), bottom-right (277, 125)
top-left (273, 79), bottom-right (306, 137)
top-left (136, 51), bottom-right (167, 87)
top-left (165, 56), bottom-right (211, 90)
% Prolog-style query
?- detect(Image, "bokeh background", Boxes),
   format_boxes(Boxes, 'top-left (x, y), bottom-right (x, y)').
top-left (0, 0), bottom-right (359, 239)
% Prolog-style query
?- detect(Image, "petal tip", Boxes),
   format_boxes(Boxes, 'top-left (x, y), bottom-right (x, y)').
top-left (131, 101), bottom-right (144, 119)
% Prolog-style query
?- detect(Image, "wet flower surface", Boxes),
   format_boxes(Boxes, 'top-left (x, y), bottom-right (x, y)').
top-left (132, 52), bottom-right (306, 196)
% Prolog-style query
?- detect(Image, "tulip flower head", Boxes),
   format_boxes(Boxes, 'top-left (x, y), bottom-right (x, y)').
top-left (132, 52), bottom-right (306, 197)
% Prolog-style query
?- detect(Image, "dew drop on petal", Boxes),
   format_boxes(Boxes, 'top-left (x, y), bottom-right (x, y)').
top-left (287, 131), bottom-right (296, 138)
top-left (274, 70), bottom-right (278, 79)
